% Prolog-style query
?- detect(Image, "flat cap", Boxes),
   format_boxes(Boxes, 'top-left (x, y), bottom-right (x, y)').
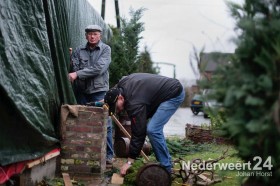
top-left (85, 24), bottom-right (102, 32)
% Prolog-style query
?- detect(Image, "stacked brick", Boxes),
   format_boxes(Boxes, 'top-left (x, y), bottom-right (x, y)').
top-left (60, 105), bottom-right (108, 178)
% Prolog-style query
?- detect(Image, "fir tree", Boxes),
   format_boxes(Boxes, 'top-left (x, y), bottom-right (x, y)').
top-left (210, 1), bottom-right (280, 184)
top-left (108, 8), bottom-right (145, 86)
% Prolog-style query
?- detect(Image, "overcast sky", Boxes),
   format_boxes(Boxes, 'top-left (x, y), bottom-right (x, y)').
top-left (88, 0), bottom-right (244, 82)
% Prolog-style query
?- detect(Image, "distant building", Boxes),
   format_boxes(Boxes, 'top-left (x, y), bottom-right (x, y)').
top-left (200, 52), bottom-right (233, 81)
top-left (188, 52), bottom-right (233, 106)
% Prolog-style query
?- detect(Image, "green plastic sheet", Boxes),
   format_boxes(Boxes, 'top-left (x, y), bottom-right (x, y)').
top-left (0, 0), bottom-right (111, 165)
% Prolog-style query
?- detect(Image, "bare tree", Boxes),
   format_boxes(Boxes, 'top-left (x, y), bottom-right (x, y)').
top-left (189, 46), bottom-right (205, 80)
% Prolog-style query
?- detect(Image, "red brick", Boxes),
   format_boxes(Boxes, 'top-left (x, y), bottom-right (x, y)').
top-left (85, 147), bottom-right (92, 153)
top-left (60, 105), bottom-right (107, 177)
top-left (85, 120), bottom-right (103, 126)
top-left (86, 133), bottom-right (102, 140)
top-left (71, 139), bottom-right (93, 145)
top-left (88, 115), bottom-right (105, 121)
top-left (88, 146), bottom-right (102, 152)
top-left (90, 153), bottom-right (101, 160)
top-left (67, 126), bottom-right (92, 133)
top-left (68, 165), bottom-right (92, 173)
top-left (89, 139), bottom-right (104, 147)
top-left (76, 146), bottom-right (85, 151)
top-left (64, 131), bottom-right (76, 138)
top-left (82, 153), bottom-right (91, 159)
top-left (76, 133), bottom-right (87, 139)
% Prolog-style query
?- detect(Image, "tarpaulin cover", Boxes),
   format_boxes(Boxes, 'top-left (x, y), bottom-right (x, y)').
top-left (0, 0), bottom-right (111, 166)
top-left (66, 0), bottom-right (112, 49)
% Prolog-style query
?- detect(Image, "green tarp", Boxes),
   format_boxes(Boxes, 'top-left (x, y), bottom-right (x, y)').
top-left (0, 0), bottom-right (111, 166)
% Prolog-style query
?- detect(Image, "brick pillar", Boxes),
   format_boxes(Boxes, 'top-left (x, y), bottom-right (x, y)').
top-left (60, 105), bottom-right (107, 179)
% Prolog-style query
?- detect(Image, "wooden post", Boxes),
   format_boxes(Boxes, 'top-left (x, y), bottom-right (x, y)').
top-left (114, 0), bottom-right (120, 28)
top-left (101, 0), bottom-right (106, 20)
top-left (103, 105), bottom-right (149, 161)
top-left (62, 173), bottom-right (73, 186)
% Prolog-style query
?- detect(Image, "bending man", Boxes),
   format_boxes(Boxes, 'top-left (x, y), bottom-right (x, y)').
top-left (104, 73), bottom-right (185, 175)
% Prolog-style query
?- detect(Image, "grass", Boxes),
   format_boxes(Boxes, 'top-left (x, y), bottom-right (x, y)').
top-left (170, 142), bottom-right (246, 186)
top-left (122, 138), bottom-right (248, 186)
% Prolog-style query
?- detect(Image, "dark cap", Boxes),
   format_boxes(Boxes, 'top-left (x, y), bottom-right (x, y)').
top-left (104, 87), bottom-right (120, 116)
top-left (85, 24), bottom-right (102, 33)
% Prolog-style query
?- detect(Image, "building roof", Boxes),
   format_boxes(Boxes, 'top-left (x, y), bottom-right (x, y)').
top-left (200, 52), bottom-right (233, 72)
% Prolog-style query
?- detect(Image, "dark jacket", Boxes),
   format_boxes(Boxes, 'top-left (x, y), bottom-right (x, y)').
top-left (117, 73), bottom-right (183, 159)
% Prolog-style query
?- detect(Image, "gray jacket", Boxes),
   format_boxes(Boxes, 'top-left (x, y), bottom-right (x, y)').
top-left (72, 41), bottom-right (111, 94)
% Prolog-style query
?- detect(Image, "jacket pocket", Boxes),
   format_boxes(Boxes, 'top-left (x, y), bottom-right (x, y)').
top-left (79, 59), bottom-right (88, 70)
top-left (93, 76), bottom-right (104, 88)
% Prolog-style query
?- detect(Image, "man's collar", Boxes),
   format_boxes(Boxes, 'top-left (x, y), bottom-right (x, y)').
top-left (83, 41), bottom-right (102, 50)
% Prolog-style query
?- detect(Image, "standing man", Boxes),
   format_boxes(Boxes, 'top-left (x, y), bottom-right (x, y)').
top-left (104, 73), bottom-right (185, 175)
top-left (68, 24), bottom-right (114, 164)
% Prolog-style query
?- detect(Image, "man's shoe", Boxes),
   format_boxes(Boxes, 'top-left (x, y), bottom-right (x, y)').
top-left (106, 158), bottom-right (115, 165)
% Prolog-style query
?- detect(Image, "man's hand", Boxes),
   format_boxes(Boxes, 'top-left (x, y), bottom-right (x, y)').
top-left (68, 72), bottom-right (77, 83)
top-left (120, 162), bottom-right (131, 176)
top-left (120, 158), bottom-right (135, 176)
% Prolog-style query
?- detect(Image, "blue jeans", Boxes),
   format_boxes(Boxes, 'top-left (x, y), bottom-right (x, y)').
top-left (147, 90), bottom-right (185, 173)
top-left (76, 91), bottom-right (114, 160)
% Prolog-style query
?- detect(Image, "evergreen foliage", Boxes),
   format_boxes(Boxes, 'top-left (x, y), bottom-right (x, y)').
top-left (123, 159), bottom-right (145, 185)
top-left (210, 1), bottom-right (280, 184)
top-left (137, 46), bottom-right (158, 74)
top-left (166, 138), bottom-right (211, 156)
top-left (108, 8), bottom-right (146, 87)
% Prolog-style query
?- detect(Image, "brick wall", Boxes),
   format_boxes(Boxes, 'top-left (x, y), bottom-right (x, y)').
top-left (59, 105), bottom-right (107, 178)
